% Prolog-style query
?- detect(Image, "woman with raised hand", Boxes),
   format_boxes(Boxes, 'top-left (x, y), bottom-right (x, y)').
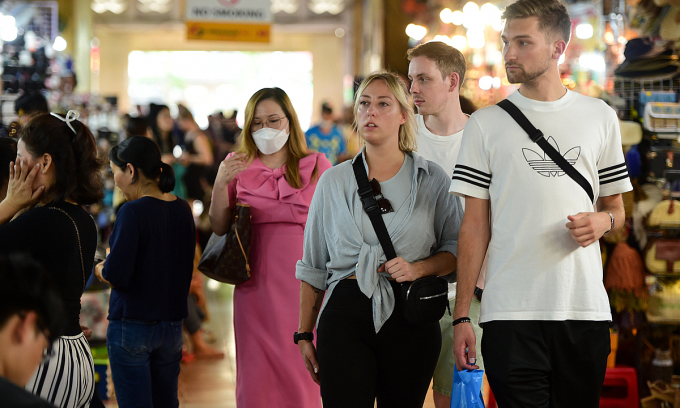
top-left (94, 136), bottom-right (196, 408)
top-left (209, 87), bottom-right (331, 407)
top-left (0, 111), bottom-right (104, 408)
top-left (296, 72), bottom-right (463, 407)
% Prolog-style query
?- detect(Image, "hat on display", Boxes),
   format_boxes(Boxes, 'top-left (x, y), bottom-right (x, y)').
top-left (623, 38), bottom-right (671, 60)
top-left (619, 120), bottom-right (643, 147)
top-left (615, 37), bottom-right (680, 79)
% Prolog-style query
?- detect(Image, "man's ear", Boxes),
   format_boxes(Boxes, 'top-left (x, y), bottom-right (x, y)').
top-left (552, 39), bottom-right (567, 61)
top-left (448, 72), bottom-right (461, 93)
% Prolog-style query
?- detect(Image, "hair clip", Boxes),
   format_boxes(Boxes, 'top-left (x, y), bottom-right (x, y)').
top-left (50, 110), bottom-right (80, 135)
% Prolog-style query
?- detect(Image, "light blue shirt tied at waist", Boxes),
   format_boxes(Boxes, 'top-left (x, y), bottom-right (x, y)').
top-left (296, 149), bottom-right (463, 332)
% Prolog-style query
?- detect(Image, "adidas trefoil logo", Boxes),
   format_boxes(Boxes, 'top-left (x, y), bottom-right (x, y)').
top-left (523, 136), bottom-right (581, 177)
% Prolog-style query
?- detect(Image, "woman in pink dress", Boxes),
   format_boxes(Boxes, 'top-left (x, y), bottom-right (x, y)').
top-left (209, 87), bottom-right (331, 407)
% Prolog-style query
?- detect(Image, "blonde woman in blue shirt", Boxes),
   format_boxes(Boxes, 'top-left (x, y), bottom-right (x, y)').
top-left (296, 72), bottom-right (463, 408)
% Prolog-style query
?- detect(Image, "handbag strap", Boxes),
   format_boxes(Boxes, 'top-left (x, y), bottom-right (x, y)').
top-left (352, 153), bottom-right (397, 260)
top-left (496, 99), bottom-right (595, 203)
top-left (48, 206), bottom-right (86, 291)
top-left (229, 177), bottom-right (251, 273)
top-left (233, 207), bottom-right (251, 274)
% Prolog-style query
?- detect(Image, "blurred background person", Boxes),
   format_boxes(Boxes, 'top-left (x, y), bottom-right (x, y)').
top-left (147, 103), bottom-right (186, 199)
top-left (0, 111), bottom-right (104, 408)
top-left (0, 253), bottom-right (65, 407)
top-left (209, 87), bottom-right (331, 408)
top-left (182, 244), bottom-right (225, 362)
top-left (305, 102), bottom-right (348, 165)
top-left (147, 103), bottom-right (177, 164)
top-left (176, 104), bottom-right (214, 205)
top-left (125, 116), bottom-right (150, 140)
top-left (206, 111), bottom-right (240, 165)
top-left (14, 92), bottom-right (49, 128)
top-left (95, 136), bottom-right (195, 408)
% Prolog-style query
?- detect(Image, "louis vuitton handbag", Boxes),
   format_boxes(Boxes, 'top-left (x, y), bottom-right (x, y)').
top-left (198, 203), bottom-right (252, 285)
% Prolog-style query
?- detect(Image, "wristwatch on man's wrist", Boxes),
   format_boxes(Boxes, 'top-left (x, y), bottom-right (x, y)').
top-left (604, 211), bottom-right (614, 235)
top-left (294, 332), bottom-right (314, 344)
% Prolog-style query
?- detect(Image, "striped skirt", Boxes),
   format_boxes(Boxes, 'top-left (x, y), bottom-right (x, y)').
top-left (25, 332), bottom-right (95, 408)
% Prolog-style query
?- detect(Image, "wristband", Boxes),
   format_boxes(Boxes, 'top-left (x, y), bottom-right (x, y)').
top-left (453, 317), bottom-right (471, 326)
top-left (294, 332), bottom-right (314, 344)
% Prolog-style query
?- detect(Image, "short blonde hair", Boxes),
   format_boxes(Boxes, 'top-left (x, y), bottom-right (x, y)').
top-left (353, 72), bottom-right (417, 153)
top-left (502, 0), bottom-right (572, 43)
top-left (406, 41), bottom-right (467, 85)
top-left (238, 88), bottom-right (310, 189)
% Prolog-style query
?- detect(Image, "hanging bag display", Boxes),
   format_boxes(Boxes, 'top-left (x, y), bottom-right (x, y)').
top-left (198, 198), bottom-right (252, 285)
top-left (352, 153), bottom-right (448, 325)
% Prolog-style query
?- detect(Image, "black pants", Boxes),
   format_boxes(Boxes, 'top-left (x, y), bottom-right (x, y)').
top-left (482, 320), bottom-right (610, 408)
top-left (316, 279), bottom-right (441, 408)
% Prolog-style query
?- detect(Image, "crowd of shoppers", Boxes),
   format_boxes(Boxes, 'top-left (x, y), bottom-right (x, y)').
top-left (0, 1), bottom-right (635, 407)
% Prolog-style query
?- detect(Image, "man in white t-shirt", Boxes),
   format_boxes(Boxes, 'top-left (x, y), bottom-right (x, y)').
top-left (407, 41), bottom-right (484, 408)
top-left (450, 1), bottom-right (632, 407)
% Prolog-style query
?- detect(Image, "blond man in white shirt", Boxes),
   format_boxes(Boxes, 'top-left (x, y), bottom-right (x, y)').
top-left (407, 41), bottom-right (486, 408)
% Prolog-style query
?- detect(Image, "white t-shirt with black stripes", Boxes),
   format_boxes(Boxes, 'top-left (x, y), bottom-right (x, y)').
top-left (450, 89), bottom-right (632, 323)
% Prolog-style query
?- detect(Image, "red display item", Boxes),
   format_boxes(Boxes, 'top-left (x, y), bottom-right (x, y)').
top-left (599, 366), bottom-right (639, 408)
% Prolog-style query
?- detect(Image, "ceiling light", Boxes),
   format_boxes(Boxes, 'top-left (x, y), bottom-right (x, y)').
top-left (53, 36), bottom-right (67, 52)
top-left (406, 24), bottom-right (427, 41)
top-left (440, 8), bottom-right (453, 24)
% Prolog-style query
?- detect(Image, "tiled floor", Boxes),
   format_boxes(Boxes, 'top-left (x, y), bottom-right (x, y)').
top-left (102, 284), bottom-right (444, 408)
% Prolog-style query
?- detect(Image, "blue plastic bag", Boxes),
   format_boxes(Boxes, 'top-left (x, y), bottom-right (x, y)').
top-left (451, 365), bottom-right (485, 408)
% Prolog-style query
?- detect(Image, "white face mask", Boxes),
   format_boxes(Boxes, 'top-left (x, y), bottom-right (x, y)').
top-left (252, 127), bottom-right (289, 155)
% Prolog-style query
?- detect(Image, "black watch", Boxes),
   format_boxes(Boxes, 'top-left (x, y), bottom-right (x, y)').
top-left (474, 286), bottom-right (484, 302)
top-left (294, 332), bottom-right (314, 344)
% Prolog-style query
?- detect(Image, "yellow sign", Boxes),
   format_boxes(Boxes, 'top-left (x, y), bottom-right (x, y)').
top-left (186, 21), bottom-right (270, 42)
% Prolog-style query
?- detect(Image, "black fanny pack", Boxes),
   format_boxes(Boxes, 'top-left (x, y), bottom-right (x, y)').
top-left (352, 153), bottom-right (448, 325)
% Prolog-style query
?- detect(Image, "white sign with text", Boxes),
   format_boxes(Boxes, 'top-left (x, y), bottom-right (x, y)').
top-left (186, 0), bottom-right (272, 23)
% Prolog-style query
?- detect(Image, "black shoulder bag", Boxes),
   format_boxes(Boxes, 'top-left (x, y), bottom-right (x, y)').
top-left (496, 99), bottom-right (595, 203)
top-left (352, 153), bottom-right (448, 325)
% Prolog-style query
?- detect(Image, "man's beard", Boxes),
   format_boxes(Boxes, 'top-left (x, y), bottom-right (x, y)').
top-left (505, 59), bottom-right (550, 84)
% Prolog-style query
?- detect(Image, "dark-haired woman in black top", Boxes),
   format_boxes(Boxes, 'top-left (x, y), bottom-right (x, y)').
top-left (0, 111), bottom-right (104, 408)
top-left (94, 136), bottom-right (195, 408)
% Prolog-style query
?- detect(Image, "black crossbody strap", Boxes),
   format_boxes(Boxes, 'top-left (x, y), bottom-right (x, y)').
top-left (497, 99), bottom-right (595, 203)
top-left (352, 154), bottom-right (397, 260)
